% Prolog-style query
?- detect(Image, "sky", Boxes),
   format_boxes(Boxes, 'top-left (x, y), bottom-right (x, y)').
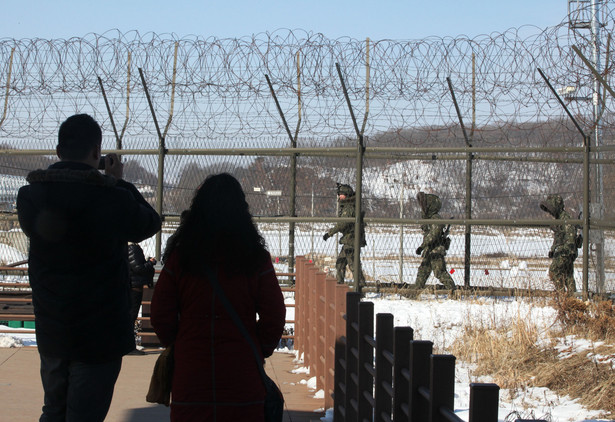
top-left (1, 0), bottom-right (570, 41)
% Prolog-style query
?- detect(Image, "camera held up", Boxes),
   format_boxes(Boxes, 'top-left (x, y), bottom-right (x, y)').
top-left (98, 155), bottom-right (113, 170)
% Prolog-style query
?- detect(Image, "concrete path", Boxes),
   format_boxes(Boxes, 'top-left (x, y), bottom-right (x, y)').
top-left (0, 347), bottom-right (325, 422)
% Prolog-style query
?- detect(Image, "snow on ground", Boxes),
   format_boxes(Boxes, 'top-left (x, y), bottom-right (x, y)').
top-left (267, 293), bottom-right (613, 421)
top-left (323, 294), bottom-right (610, 422)
top-left (0, 326), bottom-right (35, 347)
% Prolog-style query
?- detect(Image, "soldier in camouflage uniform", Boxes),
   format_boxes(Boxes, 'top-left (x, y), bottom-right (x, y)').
top-left (540, 194), bottom-right (580, 293)
top-left (412, 192), bottom-right (455, 290)
top-left (323, 184), bottom-right (366, 285)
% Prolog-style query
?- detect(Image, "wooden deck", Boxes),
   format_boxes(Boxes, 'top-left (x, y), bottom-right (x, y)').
top-left (0, 348), bottom-right (325, 422)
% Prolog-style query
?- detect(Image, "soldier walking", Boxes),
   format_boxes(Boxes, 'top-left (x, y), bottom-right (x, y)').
top-left (323, 183), bottom-right (366, 285)
top-left (540, 194), bottom-right (580, 293)
top-left (411, 192), bottom-right (455, 290)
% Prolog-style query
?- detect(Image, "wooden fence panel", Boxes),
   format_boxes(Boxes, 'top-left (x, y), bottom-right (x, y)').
top-left (292, 259), bottom-right (540, 422)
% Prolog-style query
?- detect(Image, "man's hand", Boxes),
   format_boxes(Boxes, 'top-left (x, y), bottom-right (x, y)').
top-left (323, 233), bottom-right (330, 241)
top-left (104, 153), bottom-right (123, 179)
top-left (416, 246), bottom-right (423, 255)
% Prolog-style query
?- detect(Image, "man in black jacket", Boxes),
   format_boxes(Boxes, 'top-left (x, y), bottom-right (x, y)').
top-left (17, 114), bottom-right (161, 421)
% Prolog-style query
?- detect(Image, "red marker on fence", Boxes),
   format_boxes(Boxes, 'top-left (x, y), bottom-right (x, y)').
top-left (449, 268), bottom-right (455, 274)
top-left (484, 269), bottom-right (489, 275)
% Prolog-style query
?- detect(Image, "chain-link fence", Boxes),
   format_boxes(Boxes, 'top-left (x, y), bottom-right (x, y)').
top-left (1, 5), bottom-right (614, 294)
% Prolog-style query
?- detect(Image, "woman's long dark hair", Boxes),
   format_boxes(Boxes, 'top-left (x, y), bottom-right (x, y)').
top-left (162, 173), bottom-right (268, 275)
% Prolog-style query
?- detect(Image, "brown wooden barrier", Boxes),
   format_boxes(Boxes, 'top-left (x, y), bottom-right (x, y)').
top-left (294, 258), bottom-right (544, 422)
top-left (295, 256), bottom-right (349, 409)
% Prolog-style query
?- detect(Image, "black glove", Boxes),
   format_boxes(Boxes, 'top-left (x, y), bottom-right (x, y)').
top-left (548, 251), bottom-right (553, 259)
top-left (323, 233), bottom-right (330, 241)
top-left (416, 246), bottom-right (423, 255)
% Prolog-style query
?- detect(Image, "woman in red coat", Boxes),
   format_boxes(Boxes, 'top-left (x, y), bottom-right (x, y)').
top-left (151, 173), bottom-right (286, 422)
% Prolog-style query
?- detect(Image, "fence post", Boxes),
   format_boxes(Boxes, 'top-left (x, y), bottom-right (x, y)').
top-left (358, 301), bottom-right (374, 420)
top-left (344, 292), bottom-right (361, 422)
top-left (409, 340), bottom-right (433, 422)
top-left (429, 355), bottom-right (456, 422)
top-left (374, 313), bottom-right (394, 422)
top-left (324, 275), bottom-right (337, 409)
top-left (297, 258), bottom-right (307, 360)
top-left (316, 271), bottom-right (326, 391)
top-left (393, 327), bottom-right (414, 422)
top-left (294, 256), bottom-right (305, 353)
top-left (333, 284), bottom-right (349, 421)
top-left (469, 383), bottom-right (499, 422)
top-left (308, 265), bottom-right (318, 374)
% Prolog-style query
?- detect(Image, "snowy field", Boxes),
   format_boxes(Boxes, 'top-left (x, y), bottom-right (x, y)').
top-left (1, 225), bottom-right (613, 291)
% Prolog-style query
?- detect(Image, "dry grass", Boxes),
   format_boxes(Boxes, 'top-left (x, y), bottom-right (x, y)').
top-left (552, 294), bottom-right (615, 341)
top-left (451, 296), bottom-right (615, 417)
top-left (533, 345), bottom-right (615, 414)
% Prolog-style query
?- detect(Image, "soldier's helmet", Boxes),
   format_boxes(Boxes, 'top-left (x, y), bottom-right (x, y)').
top-left (417, 191), bottom-right (441, 216)
top-left (336, 183), bottom-right (354, 197)
top-left (540, 194), bottom-right (564, 217)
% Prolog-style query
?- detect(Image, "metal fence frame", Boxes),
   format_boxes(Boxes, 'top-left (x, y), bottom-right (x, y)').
top-left (0, 137), bottom-right (610, 297)
top-left (1, 57), bottom-right (614, 298)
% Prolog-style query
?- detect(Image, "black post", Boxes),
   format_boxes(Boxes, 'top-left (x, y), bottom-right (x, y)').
top-left (374, 313), bottom-right (394, 422)
top-left (429, 355), bottom-right (456, 422)
top-left (97, 76), bottom-right (122, 150)
top-left (334, 338), bottom-right (347, 422)
top-left (345, 292), bottom-right (361, 421)
top-left (447, 77), bottom-right (472, 289)
top-left (409, 340), bottom-right (433, 422)
top-left (264, 74), bottom-right (297, 274)
top-left (336, 62), bottom-right (365, 294)
top-left (138, 67), bottom-right (166, 260)
top-left (469, 383), bottom-right (499, 422)
top-left (358, 301), bottom-right (374, 420)
top-left (393, 327), bottom-right (413, 422)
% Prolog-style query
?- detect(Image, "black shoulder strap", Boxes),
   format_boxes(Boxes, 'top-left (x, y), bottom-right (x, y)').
top-left (203, 265), bottom-right (269, 384)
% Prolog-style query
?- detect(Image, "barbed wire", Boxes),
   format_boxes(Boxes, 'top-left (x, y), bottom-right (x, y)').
top-left (0, 5), bottom-right (614, 145)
